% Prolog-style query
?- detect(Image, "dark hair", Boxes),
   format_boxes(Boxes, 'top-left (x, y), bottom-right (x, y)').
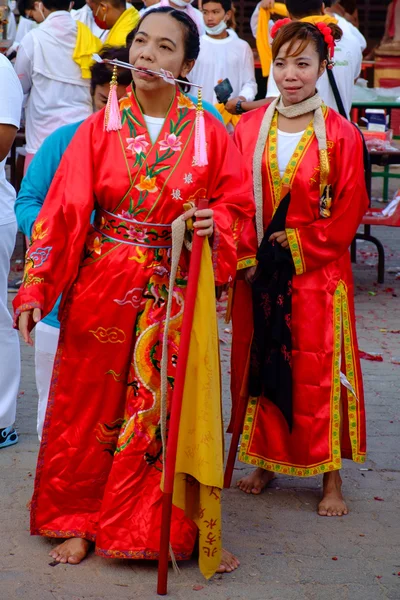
top-left (286, 0), bottom-right (323, 19)
top-left (272, 21), bottom-right (342, 64)
top-left (42, 0), bottom-right (71, 10)
top-left (90, 46), bottom-right (132, 95)
top-left (127, 7), bottom-right (200, 92)
top-left (202, 0), bottom-right (231, 11)
top-left (17, 0), bottom-right (34, 15)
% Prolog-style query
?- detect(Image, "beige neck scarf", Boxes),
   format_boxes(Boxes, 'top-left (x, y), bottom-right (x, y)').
top-left (253, 92), bottom-right (330, 245)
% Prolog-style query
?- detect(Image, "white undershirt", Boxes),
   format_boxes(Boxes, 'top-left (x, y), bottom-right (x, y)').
top-left (144, 114), bottom-right (165, 144)
top-left (277, 129), bottom-right (305, 178)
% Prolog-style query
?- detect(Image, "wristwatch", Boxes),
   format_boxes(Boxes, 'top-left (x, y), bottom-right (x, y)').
top-left (236, 99), bottom-right (245, 115)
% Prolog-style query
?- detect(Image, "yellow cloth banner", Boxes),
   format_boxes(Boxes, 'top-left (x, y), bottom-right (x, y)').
top-left (106, 6), bottom-right (140, 47)
top-left (172, 241), bottom-right (224, 580)
top-left (73, 22), bottom-right (102, 79)
top-left (256, 2), bottom-right (288, 77)
top-left (215, 103), bottom-right (241, 128)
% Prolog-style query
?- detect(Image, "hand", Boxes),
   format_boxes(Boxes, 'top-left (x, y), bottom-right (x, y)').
top-left (183, 206), bottom-right (214, 237)
top-left (261, 0), bottom-right (275, 9)
top-left (18, 308), bottom-right (42, 346)
top-left (244, 265), bottom-right (257, 284)
top-left (269, 230), bottom-right (289, 249)
top-left (225, 96), bottom-right (246, 115)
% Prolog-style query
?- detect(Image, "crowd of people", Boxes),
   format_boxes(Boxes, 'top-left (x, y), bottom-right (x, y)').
top-left (1, 0), bottom-right (369, 581)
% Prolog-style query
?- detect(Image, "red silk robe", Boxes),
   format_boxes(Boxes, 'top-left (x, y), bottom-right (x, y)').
top-left (13, 87), bottom-right (254, 558)
top-left (231, 105), bottom-right (368, 476)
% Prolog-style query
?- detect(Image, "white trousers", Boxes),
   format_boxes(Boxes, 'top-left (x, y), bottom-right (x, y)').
top-left (0, 221), bottom-right (20, 429)
top-left (35, 321), bottom-right (59, 440)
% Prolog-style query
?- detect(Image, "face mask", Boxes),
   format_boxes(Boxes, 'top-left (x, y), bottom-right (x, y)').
top-left (205, 19), bottom-right (227, 36)
top-left (93, 4), bottom-right (110, 29)
top-left (35, 2), bottom-right (46, 21)
top-left (171, 0), bottom-right (193, 8)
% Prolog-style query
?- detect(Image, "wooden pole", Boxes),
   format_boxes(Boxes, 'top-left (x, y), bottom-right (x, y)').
top-left (157, 199), bottom-right (209, 596)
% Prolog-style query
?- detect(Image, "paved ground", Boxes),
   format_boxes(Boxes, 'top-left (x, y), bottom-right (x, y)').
top-left (1, 186), bottom-right (400, 599)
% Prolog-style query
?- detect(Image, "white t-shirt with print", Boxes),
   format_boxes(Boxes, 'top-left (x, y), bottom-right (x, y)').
top-left (0, 54), bottom-right (23, 226)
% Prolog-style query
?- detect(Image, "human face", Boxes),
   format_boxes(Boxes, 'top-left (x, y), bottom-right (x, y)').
top-left (92, 82), bottom-right (128, 112)
top-left (273, 40), bottom-right (326, 106)
top-left (129, 13), bottom-right (194, 93)
top-left (25, 1), bottom-right (46, 23)
top-left (202, 2), bottom-right (229, 28)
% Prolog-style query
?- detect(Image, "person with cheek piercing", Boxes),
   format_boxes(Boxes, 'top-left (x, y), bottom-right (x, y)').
top-left (227, 20), bottom-right (369, 520)
top-left (13, 6), bottom-right (254, 579)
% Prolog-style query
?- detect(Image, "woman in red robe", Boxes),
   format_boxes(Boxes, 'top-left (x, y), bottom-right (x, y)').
top-left (230, 19), bottom-right (368, 516)
top-left (13, 7), bottom-right (253, 573)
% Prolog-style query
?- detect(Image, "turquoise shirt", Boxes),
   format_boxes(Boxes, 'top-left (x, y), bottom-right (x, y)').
top-left (15, 96), bottom-right (223, 329)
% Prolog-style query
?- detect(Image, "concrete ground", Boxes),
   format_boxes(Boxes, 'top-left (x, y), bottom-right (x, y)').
top-left (1, 186), bottom-right (400, 599)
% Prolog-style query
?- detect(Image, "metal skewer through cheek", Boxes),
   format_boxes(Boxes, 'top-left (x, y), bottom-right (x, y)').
top-left (92, 54), bottom-right (202, 88)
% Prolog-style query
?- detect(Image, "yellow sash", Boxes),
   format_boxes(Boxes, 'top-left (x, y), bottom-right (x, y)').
top-left (300, 14), bottom-right (338, 25)
top-left (73, 21), bottom-right (102, 79)
top-left (215, 103), bottom-right (241, 128)
top-left (106, 6), bottom-right (140, 47)
top-left (256, 2), bottom-right (288, 77)
top-left (173, 241), bottom-right (224, 579)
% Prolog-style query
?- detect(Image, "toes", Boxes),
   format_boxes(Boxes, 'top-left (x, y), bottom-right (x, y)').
top-left (251, 487), bottom-right (262, 495)
top-left (68, 555), bottom-right (80, 565)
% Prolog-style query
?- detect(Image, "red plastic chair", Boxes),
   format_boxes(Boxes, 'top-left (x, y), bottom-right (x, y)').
top-left (352, 198), bottom-right (400, 283)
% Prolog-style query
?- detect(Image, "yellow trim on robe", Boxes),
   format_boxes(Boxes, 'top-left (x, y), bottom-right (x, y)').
top-left (106, 7), bottom-right (140, 47)
top-left (237, 256), bottom-right (257, 270)
top-left (286, 228), bottom-right (305, 275)
top-left (172, 241), bottom-right (223, 579)
top-left (256, 2), bottom-right (288, 77)
top-left (238, 281), bottom-right (366, 476)
top-left (73, 22), bottom-right (102, 79)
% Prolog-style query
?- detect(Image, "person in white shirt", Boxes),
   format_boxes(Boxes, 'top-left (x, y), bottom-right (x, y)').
top-left (0, 53), bottom-right (23, 449)
top-left (324, 0), bottom-right (366, 52)
top-left (250, 0), bottom-right (274, 38)
top-left (142, 0), bottom-right (205, 35)
top-left (239, 0), bottom-right (362, 118)
top-left (189, 0), bottom-right (257, 112)
top-left (14, 0), bottom-right (94, 170)
top-left (139, 0), bottom-right (158, 15)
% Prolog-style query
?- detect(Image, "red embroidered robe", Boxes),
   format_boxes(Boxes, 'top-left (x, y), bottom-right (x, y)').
top-left (13, 88), bottom-right (254, 559)
top-left (231, 105), bottom-right (368, 476)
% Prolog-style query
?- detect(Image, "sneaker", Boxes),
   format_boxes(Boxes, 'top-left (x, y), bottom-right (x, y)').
top-left (0, 427), bottom-right (19, 449)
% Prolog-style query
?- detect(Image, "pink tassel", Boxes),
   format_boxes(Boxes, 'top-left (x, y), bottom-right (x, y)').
top-left (104, 66), bottom-right (122, 132)
top-left (194, 88), bottom-right (208, 167)
top-left (195, 109), bottom-right (208, 167)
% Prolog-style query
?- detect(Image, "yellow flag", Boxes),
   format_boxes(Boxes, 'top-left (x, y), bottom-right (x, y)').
top-left (172, 241), bottom-right (224, 580)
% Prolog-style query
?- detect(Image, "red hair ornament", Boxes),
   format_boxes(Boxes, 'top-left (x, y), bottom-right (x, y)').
top-left (270, 18), bottom-right (336, 66)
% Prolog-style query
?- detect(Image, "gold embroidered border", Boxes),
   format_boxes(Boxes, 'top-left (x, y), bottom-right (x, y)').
top-left (238, 282), bottom-right (344, 477)
top-left (286, 228), bottom-right (305, 275)
top-left (267, 112), bottom-right (315, 213)
top-left (340, 281), bottom-right (366, 463)
top-left (237, 256), bottom-right (257, 270)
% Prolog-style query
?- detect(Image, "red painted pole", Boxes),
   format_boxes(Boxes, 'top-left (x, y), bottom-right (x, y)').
top-left (157, 199), bottom-right (209, 596)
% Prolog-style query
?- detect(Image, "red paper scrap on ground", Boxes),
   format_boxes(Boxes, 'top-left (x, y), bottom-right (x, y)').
top-left (359, 351), bottom-right (383, 361)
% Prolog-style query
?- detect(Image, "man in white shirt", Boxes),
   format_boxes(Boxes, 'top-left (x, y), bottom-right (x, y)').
top-left (0, 53), bottom-right (23, 449)
top-left (139, 0), bottom-right (158, 15)
top-left (14, 0), bottom-right (94, 168)
top-left (324, 0), bottom-right (366, 52)
top-left (240, 0), bottom-right (362, 118)
top-left (189, 0), bottom-right (257, 111)
top-left (142, 0), bottom-right (205, 35)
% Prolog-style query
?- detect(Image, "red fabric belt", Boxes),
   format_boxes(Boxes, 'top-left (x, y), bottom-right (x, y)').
top-left (93, 206), bottom-right (173, 248)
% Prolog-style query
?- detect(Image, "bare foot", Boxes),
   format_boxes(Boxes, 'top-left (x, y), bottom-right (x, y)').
top-left (237, 468), bottom-right (275, 495)
top-left (49, 538), bottom-right (92, 564)
top-left (216, 548), bottom-right (240, 573)
top-left (318, 471), bottom-right (348, 517)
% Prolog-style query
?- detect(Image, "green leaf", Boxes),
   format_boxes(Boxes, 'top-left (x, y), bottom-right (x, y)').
top-left (152, 164), bottom-right (171, 176)
top-left (175, 120), bottom-right (190, 136)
